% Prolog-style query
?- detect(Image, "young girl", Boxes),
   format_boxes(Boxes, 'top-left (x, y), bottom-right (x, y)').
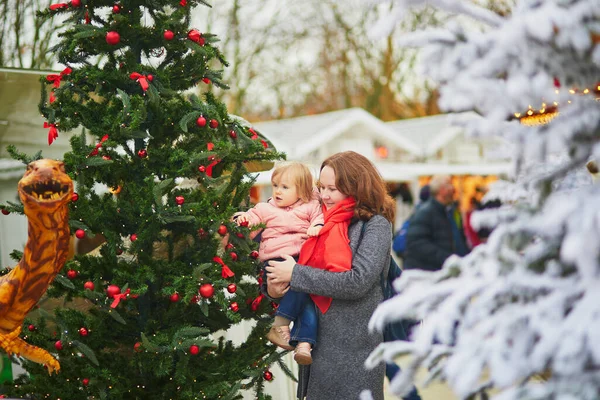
top-left (235, 161), bottom-right (323, 364)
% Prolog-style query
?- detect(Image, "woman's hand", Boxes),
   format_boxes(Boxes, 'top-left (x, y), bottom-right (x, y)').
top-left (265, 255), bottom-right (296, 284)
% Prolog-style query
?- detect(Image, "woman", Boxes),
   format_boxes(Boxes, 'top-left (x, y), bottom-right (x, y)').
top-left (266, 151), bottom-right (394, 400)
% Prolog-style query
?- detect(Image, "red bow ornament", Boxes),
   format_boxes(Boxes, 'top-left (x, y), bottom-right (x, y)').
top-left (44, 122), bottom-right (59, 145)
top-left (248, 128), bottom-right (258, 140)
top-left (46, 67), bottom-right (72, 88)
top-left (251, 293), bottom-right (264, 311)
top-left (49, 2), bottom-right (69, 10)
top-left (213, 256), bottom-right (235, 279)
top-left (110, 288), bottom-right (131, 308)
top-left (89, 134), bottom-right (109, 156)
top-left (130, 72), bottom-right (150, 91)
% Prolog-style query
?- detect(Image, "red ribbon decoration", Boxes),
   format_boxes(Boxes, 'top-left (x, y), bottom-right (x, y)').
top-left (49, 91), bottom-right (57, 104)
top-left (46, 67), bottom-right (72, 88)
top-left (213, 256), bottom-right (235, 279)
top-left (44, 122), bottom-right (58, 145)
top-left (110, 288), bottom-right (131, 308)
top-left (260, 139), bottom-right (268, 149)
top-left (251, 293), bottom-right (265, 311)
top-left (49, 2), bottom-right (69, 10)
top-left (248, 128), bottom-right (258, 140)
top-left (205, 159), bottom-right (220, 178)
top-left (130, 73), bottom-right (150, 91)
top-left (84, 10), bottom-right (90, 24)
top-left (88, 134), bottom-right (109, 156)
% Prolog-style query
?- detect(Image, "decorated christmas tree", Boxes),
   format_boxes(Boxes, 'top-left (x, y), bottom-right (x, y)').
top-left (364, 1), bottom-right (600, 399)
top-left (1, 0), bottom-right (286, 398)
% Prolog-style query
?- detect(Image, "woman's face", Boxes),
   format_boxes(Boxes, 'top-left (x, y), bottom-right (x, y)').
top-left (319, 166), bottom-right (348, 210)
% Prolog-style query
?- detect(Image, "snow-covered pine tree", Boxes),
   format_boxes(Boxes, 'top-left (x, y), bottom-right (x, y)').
top-left (364, 1), bottom-right (600, 399)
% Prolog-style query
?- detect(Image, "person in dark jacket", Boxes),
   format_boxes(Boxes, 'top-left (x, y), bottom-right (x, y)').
top-left (403, 175), bottom-right (469, 271)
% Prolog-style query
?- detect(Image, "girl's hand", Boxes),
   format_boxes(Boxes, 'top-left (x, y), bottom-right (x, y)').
top-left (265, 255), bottom-right (295, 284)
top-left (307, 225), bottom-right (322, 237)
top-left (234, 212), bottom-right (248, 225)
top-left (267, 278), bottom-right (289, 299)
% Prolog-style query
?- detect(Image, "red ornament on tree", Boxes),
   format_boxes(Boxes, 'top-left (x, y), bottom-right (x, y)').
top-left (202, 77), bottom-right (211, 84)
top-left (130, 233), bottom-right (137, 242)
top-left (84, 281), bottom-right (95, 290)
top-left (66, 269), bottom-right (78, 279)
top-left (230, 252), bottom-right (238, 261)
top-left (263, 370), bottom-right (273, 381)
top-left (198, 165), bottom-right (206, 173)
top-left (112, 4), bottom-right (121, 13)
top-left (209, 119), bottom-right (219, 129)
top-left (189, 295), bottom-right (199, 304)
top-left (217, 225), bottom-right (228, 236)
top-left (71, 193), bottom-right (79, 202)
top-left (134, 341), bottom-right (142, 352)
top-left (137, 149), bottom-right (147, 158)
top-left (250, 250), bottom-right (259, 259)
top-left (175, 196), bottom-right (185, 206)
top-left (116, 248), bottom-right (123, 255)
top-left (230, 302), bottom-right (239, 312)
top-left (196, 116), bottom-right (207, 127)
top-left (199, 283), bottom-right (214, 298)
top-left (1, 209), bottom-right (9, 215)
top-left (227, 283), bottom-right (237, 294)
top-left (164, 30), bottom-right (174, 41)
top-left (170, 293), bottom-right (180, 302)
top-left (106, 31), bottom-right (121, 46)
top-left (28, 324), bottom-right (35, 332)
top-left (229, 130), bottom-right (237, 139)
top-left (197, 228), bottom-right (208, 239)
top-left (75, 229), bottom-right (85, 239)
top-left (189, 344), bottom-right (200, 355)
top-left (79, 327), bottom-right (88, 337)
top-left (225, 243), bottom-right (234, 250)
top-left (106, 285), bottom-right (121, 299)
top-left (54, 340), bottom-right (63, 350)
top-left (71, 0), bottom-right (81, 7)
top-left (187, 29), bottom-right (205, 45)
top-left (239, 220), bottom-right (249, 227)
top-left (146, 74), bottom-right (153, 82)
top-left (82, 378), bottom-right (90, 386)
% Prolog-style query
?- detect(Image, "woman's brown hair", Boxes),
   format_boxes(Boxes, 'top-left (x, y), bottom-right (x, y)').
top-left (320, 151), bottom-right (395, 222)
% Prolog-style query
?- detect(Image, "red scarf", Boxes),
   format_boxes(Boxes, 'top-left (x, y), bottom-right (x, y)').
top-left (299, 196), bottom-right (356, 313)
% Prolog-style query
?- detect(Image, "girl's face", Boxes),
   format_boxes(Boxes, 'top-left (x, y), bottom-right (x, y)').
top-left (272, 172), bottom-right (300, 208)
top-left (319, 166), bottom-right (348, 210)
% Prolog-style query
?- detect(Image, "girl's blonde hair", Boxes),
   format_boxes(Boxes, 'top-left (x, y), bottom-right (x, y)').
top-left (271, 162), bottom-right (315, 203)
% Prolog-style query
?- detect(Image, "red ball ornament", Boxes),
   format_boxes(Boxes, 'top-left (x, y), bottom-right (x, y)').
top-left (198, 165), bottom-right (206, 173)
top-left (229, 130), bottom-right (237, 139)
top-left (227, 283), bottom-right (237, 294)
top-left (250, 251), bottom-right (259, 259)
top-left (79, 327), bottom-right (88, 337)
top-left (239, 220), bottom-right (249, 227)
top-left (137, 149), bottom-right (147, 158)
top-left (197, 228), bottom-right (208, 239)
top-left (199, 283), bottom-right (214, 298)
top-left (230, 302), bottom-right (239, 312)
top-left (72, 193), bottom-right (79, 202)
top-left (112, 4), bottom-right (121, 13)
top-left (1, 209), bottom-right (9, 215)
top-left (202, 77), bottom-right (211, 84)
top-left (170, 293), bottom-right (180, 302)
top-left (66, 270), bottom-right (78, 279)
top-left (106, 284), bottom-right (121, 299)
top-left (217, 225), bottom-right (228, 236)
top-left (102, 155), bottom-right (111, 160)
top-left (54, 340), bottom-right (63, 350)
top-left (164, 30), bottom-right (174, 41)
top-left (134, 341), bottom-right (142, 352)
top-left (130, 233), bottom-right (137, 242)
top-left (189, 344), bottom-right (200, 355)
top-left (196, 116), bottom-right (207, 127)
top-left (82, 378), bottom-right (90, 386)
top-left (106, 31), bottom-right (121, 46)
top-left (209, 119), bottom-right (219, 129)
top-left (75, 229), bottom-right (86, 239)
top-left (225, 243), bottom-right (234, 250)
top-left (28, 324), bottom-right (35, 332)
top-left (71, 0), bottom-right (81, 7)
top-left (146, 74), bottom-right (153, 82)
top-left (189, 295), bottom-right (199, 304)
top-left (175, 196), bottom-right (185, 206)
top-left (263, 370), bottom-right (273, 381)
top-left (236, 233), bottom-right (245, 239)
top-left (187, 29), bottom-right (204, 44)
top-left (230, 252), bottom-right (238, 261)
top-left (84, 281), bottom-right (95, 291)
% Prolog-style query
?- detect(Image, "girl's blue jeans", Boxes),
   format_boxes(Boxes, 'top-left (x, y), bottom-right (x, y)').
top-left (264, 259), bottom-right (318, 347)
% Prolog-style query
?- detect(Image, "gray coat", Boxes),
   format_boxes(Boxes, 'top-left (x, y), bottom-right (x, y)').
top-left (290, 215), bottom-right (392, 400)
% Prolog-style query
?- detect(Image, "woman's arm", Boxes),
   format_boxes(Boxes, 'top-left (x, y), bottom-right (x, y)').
top-left (291, 216), bottom-right (391, 300)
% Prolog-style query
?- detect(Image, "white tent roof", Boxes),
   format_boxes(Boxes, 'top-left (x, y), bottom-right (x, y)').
top-left (252, 107), bottom-right (422, 158)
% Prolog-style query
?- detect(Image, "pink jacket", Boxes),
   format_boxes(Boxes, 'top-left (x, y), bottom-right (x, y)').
top-left (244, 197), bottom-right (324, 262)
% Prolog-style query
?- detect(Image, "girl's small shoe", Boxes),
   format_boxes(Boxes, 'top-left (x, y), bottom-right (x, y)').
top-left (267, 326), bottom-right (294, 351)
top-left (293, 342), bottom-right (312, 365)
